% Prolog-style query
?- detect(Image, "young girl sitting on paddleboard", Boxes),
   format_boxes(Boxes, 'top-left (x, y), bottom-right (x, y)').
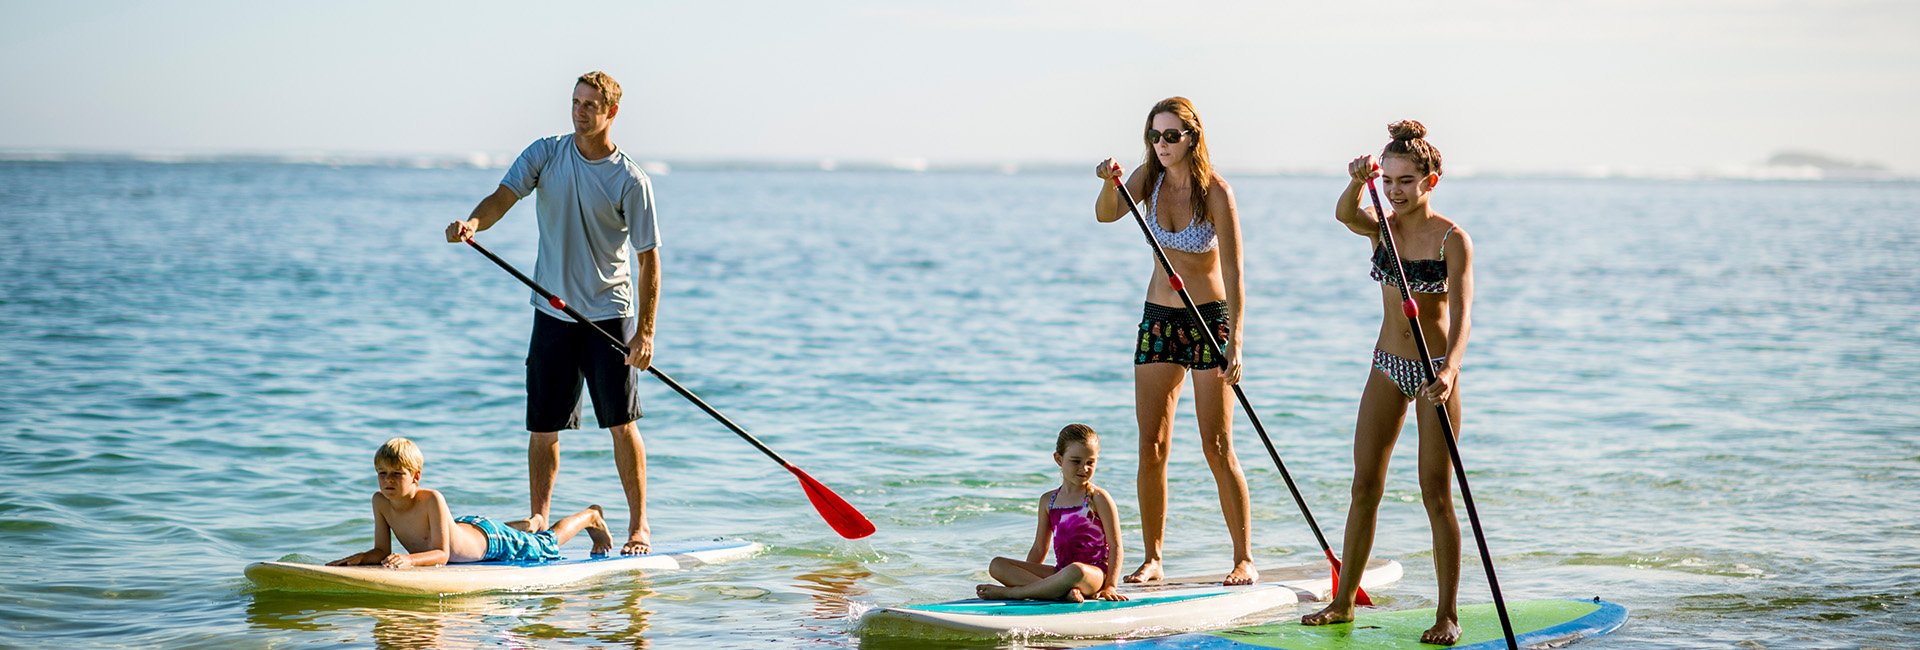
top-left (1301, 121), bottom-right (1475, 645)
top-left (975, 424), bottom-right (1128, 602)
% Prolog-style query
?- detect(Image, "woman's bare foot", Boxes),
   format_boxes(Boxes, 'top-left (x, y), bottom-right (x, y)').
top-left (1223, 560), bottom-right (1259, 586)
top-left (1123, 559), bottom-right (1163, 583)
top-left (975, 584), bottom-right (1012, 600)
top-left (1062, 588), bottom-right (1086, 603)
top-left (1421, 618), bottom-right (1461, 645)
top-left (1301, 602), bottom-right (1354, 626)
top-left (584, 505), bottom-right (613, 555)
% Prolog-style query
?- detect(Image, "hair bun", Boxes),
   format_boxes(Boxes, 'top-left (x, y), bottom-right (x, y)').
top-left (1387, 120), bottom-right (1427, 141)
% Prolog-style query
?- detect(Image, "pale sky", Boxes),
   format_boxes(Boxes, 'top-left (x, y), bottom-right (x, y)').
top-left (3, 0), bottom-right (1915, 175)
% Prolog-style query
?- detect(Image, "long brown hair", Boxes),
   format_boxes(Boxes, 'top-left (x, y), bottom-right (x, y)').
top-left (1140, 97), bottom-right (1214, 221)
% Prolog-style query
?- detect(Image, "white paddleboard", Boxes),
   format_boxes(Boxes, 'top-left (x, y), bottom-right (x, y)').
top-left (859, 558), bottom-right (1402, 639)
top-left (246, 538), bottom-right (763, 596)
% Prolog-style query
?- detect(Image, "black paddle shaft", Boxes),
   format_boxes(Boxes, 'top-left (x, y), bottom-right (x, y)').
top-left (1363, 178), bottom-right (1516, 649)
top-left (1107, 175), bottom-right (1344, 562)
top-left (463, 238), bottom-right (793, 469)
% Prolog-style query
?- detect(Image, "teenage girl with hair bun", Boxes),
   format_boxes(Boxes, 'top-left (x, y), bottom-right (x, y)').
top-left (1302, 120), bottom-right (1476, 645)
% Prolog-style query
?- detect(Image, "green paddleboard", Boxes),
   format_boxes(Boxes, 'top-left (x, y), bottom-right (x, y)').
top-left (1090, 598), bottom-right (1627, 649)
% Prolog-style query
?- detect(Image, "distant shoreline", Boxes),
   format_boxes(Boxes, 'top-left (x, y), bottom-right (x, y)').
top-left (1, 150), bottom-right (1913, 183)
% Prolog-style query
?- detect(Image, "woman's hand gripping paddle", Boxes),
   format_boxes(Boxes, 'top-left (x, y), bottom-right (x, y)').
top-left (463, 238), bottom-right (875, 540)
top-left (1106, 164), bottom-right (1368, 605)
top-left (1363, 166), bottom-right (1514, 648)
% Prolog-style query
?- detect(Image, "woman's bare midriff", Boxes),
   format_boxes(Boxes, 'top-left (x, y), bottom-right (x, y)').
top-left (1144, 248), bottom-right (1225, 306)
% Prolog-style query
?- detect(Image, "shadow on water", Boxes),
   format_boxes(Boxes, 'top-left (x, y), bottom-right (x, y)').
top-left (245, 582), bottom-right (657, 649)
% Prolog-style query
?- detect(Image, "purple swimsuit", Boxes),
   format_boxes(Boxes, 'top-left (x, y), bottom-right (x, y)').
top-left (1049, 491), bottom-right (1109, 571)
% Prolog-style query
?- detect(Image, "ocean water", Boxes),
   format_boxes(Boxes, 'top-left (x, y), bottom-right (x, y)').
top-left (1, 161), bottom-right (1916, 648)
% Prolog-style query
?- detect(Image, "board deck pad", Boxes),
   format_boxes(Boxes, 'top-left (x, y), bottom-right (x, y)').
top-left (859, 558), bottom-right (1402, 639)
top-left (245, 539), bottom-right (763, 596)
top-left (1088, 598), bottom-right (1628, 649)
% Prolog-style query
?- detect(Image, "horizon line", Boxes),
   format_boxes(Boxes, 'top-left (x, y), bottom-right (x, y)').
top-left (0, 148), bottom-right (1911, 183)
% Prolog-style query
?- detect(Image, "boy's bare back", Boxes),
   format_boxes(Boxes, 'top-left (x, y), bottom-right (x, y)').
top-left (376, 487), bottom-right (490, 564)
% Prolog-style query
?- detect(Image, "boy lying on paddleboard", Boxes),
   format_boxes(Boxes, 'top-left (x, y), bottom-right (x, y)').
top-left (976, 424), bottom-right (1128, 602)
top-left (328, 437), bottom-right (613, 568)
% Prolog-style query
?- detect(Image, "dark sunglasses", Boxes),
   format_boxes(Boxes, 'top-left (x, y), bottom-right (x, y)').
top-left (1146, 128), bottom-right (1194, 144)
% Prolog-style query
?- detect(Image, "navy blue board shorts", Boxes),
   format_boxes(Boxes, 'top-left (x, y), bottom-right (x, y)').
top-left (527, 311), bottom-right (642, 432)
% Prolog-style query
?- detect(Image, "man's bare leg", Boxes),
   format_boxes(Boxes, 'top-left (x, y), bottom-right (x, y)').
top-left (610, 421), bottom-right (649, 555)
top-left (527, 431), bottom-right (560, 531)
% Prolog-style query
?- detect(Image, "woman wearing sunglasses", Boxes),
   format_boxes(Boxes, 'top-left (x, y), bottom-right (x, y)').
top-left (1093, 97), bottom-right (1256, 586)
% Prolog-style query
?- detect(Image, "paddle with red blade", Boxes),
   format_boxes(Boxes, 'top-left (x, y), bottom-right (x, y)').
top-left (1363, 165), bottom-right (1514, 649)
top-left (1105, 164), bottom-right (1368, 605)
top-left (464, 237), bottom-right (875, 540)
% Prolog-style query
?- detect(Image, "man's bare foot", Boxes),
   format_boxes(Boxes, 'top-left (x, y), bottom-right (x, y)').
top-left (975, 584), bottom-right (1012, 600)
top-left (1123, 559), bottom-right (1163, 583)
top-left (584, 505), bottom-right (613, 555)
top-left (1421, 618), bottom-right (1461, 645)
top-left (507, 513), bottom-right (548, 533)
top-left (1223, 560), bottom-right (1259, 586)
top-left (1301, 602), bottom-right (1355, 626)
top-left (621, 532), bottom-right (650, 556)
top-left (1062, 588), bottom-right (1085, 603)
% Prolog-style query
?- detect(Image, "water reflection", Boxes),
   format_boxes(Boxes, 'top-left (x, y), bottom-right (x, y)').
top-left (794, 561), bottom-right (872, 621)
top-left (245, 578), bottom-right (656, 647)
top-left (246, 591), bottom-right (509, 648)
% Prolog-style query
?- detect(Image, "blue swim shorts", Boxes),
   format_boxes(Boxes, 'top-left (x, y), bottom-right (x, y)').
top-left (456, 515), bottom-right (561, 563)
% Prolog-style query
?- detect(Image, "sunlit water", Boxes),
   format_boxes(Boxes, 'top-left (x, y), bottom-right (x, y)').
top-left (2, 162), bottom-right (1916, 648)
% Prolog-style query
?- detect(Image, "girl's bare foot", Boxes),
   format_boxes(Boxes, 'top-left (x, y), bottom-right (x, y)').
top-left (1223, 560), bottom-right (1259, 586)
top-left (1062, 588), bottom-right (1086, 603)
top-left (1301, 602), bottom-right (1354, 626)
top-left (1421, 618), bottom-right (1461, 645)
top-left (975, 584), bottom-right (1012, 600)
top-left (1123, 559), bottom-right (1163, 583)
top-left (584, 505), bottom-right (613, 556)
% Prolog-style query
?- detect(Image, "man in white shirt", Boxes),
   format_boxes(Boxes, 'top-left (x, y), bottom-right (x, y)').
top-left (445, 71), bottom-right (659, 555)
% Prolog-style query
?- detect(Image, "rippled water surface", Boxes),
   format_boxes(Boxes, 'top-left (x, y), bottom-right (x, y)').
top-left (2, 162), bottom-right (1916, 648)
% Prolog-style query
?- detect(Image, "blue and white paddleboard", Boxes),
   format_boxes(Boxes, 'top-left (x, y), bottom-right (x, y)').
top-left (245, 538), bottom-right (763, 596)
top-left (1087, 598), bottom-right (1628, 649)
top-left (859, 558), bottom-right (1402, 639)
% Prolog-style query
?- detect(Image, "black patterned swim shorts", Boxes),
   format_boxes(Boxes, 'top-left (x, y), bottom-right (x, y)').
top-left (1135, 301), bottom-right (1232, 369)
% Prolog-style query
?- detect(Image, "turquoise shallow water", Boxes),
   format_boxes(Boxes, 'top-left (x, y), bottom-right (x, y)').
top-left (1, 162), bottom-right (1917, 648)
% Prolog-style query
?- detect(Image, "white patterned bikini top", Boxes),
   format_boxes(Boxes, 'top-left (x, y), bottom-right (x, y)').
top-left (1148, 173), bottom-right (1218, 254)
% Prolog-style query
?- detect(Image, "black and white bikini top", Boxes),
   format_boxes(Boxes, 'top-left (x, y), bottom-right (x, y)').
top-left (1148, 173), bottom-right (1217, 254)
top-left (1370, 226), bottom-right (1454, 294)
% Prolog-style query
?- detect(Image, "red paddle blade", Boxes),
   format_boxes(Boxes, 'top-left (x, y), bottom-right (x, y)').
top-left (788, 465), bottom-right (875, 539)
top-left (1326, 552), bottom-right (1372, 606)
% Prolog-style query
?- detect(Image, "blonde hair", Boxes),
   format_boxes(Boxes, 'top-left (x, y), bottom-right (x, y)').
top-left (374, 437), bottom-right (424, 474)
top-left (576, 71), bottom-right (623, 108)
top-left (1055, 423), bottom-right (1099, 455)
top-left (1140, 97), bottom-right (1215, 222)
